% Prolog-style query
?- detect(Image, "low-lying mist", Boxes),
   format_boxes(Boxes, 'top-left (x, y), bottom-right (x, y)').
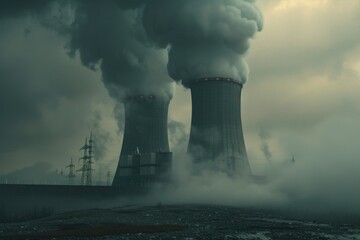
top-left (140, 152), bottom-right (360, 219)
top-left (1, 152), bottom-right (359, 223)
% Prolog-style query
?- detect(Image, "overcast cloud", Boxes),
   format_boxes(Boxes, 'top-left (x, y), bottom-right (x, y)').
top-left (0, 16), bottom-right (120, 176)
top-left (244, 0), bottom-right (360, 172)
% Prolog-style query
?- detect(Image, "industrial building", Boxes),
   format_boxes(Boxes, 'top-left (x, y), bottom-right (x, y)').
top-left (187, 77), bottom-right (251, 176)
top-left (115, 150), bottom-right (172, 186)
top-left (112, 94), bottom-right (172, 186)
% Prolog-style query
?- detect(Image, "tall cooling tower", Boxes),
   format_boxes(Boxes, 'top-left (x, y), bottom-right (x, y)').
top-left (112, 94), bottom-right (171, 186)
top-left (187, 77), bottom-right (251, 176)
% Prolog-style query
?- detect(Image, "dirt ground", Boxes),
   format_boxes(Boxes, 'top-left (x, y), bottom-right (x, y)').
top-left (1, 205), bottom-right (360, 240)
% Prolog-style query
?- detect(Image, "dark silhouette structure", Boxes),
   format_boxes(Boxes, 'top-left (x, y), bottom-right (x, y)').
top-left (66, 158), bottom-right (76, 185)
top-left (77, 134), bottom-right (94, 186)
top-left (113, 94), bottom-right (172, 186)
top-left (187, 77), bottom-right (251, 176)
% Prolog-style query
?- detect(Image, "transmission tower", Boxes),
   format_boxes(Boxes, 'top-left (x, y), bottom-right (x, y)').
top-left (87, 132), bottom-right (95, 186)
top-left (77, 137), bottom-right (88, 185)
top-left (66, 157), bottom-right (76, 185)
top-left (77, 133), bottom-right (95, 186)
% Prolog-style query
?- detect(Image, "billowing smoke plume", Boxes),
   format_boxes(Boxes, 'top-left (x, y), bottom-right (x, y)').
top-left (68, 0), bottom-right (173, 101)
top-left (0, 0), bottom-right (74, 33)
top-left (168, 120), bottom-right (188, 152)
top-left (89, 111), bottom-right (112, 162)
top-left (142, 0), bottom-right (263, 86)
top-left (1, 0), bottom-right (174, 101)
top-left (0, 0), bottom-right (53, 18)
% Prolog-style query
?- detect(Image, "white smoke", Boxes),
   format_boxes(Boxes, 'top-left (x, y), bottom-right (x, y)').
top-left (143, 152), bottom-right (360, 220)
top-left (142, 0), bottom-right (263, 85)
top-left (69, 1), bottom-right (174, 101)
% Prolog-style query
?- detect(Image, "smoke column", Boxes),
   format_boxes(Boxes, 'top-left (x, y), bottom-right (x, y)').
top-left (142, 0), bottom-right (263, 86)
top-left (69, 0), bottom-right (173, 100)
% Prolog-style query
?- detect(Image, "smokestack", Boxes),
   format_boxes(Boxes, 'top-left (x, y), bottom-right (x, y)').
top-left (112, 94), bottom-right (171, 186)
top-left (142, 0), bottom-right (263, 176)
top-left (187, 77), bottom-right (250, 175)
top-left (65, 1), bottom-right (175, 186)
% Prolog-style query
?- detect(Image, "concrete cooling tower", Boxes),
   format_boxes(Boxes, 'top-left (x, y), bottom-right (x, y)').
top-left (187, 77), bottom-right (251, 176)
top-left (112, 94), bottom-right (172, 186)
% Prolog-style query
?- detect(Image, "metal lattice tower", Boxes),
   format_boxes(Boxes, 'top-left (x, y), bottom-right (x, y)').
top-left (77, 137), bottom-right (88, 185)
top-left (77, 134), bottom-right (95, 186)
top-left (66, 157), bottom-right (76, 185)
top-left (87, 132), bottom-right (95, 186)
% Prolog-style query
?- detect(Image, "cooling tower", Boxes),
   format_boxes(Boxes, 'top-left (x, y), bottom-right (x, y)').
top-left (112, 94), bottom-right (171, 186)
top-left (187, 77), bottom-right (251, 176)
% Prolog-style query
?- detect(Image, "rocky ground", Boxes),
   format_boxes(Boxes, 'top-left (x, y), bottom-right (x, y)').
top-left (1, 205), bottom-right (360, 240)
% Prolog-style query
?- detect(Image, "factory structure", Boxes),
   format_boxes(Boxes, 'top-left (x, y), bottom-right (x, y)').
top-left (0, 3), bottom-right (263, 218)
top-left (1, 81), bottom-right (250, 187)
top-left (0, 79), bottom-right (251, 188)
top-left (112, 77), bottom-right (251, 186)
top-left (0, 78), bottom-right (253, 219)
top-left (112, 94), bottom-right (173, 186)
top-left (186, 77), bottom-right (251, 176)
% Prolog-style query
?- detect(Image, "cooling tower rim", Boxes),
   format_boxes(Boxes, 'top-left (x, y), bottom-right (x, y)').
top-left (123, 94), bottom-right (172, 103)
top-left (186, 77), bottom-right (243, 88)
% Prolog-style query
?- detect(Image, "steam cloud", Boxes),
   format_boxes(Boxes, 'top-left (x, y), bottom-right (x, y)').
top-left (89, 111), bottom-right (112, 162)
top-left (168, 120), bottom-right (188, 152)
top-left (1, 0), bottom-right (174, 101)
top-left (0, 0), bottom-right (262, 123)
top-left (0, 0), bottom-right (53, 18)
top-left (68, 0), bottom-right (173, 101)
top-left (142, 0), bottom-right (263, 86)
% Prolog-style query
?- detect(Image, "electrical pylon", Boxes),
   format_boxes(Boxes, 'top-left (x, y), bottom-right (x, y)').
top-left (66, 157), bottom-right (76, 185)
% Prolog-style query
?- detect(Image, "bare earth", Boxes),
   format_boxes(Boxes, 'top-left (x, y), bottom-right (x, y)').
top-left (1, 205), bottom-right (360, 240)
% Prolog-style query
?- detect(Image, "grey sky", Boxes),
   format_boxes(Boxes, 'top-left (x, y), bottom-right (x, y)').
top-left (0, 16), bottom-right (120, 175)
top-left (0, 0), bottom-right (359, 196)
top-left (244, 0), bottom-right (360, 173)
